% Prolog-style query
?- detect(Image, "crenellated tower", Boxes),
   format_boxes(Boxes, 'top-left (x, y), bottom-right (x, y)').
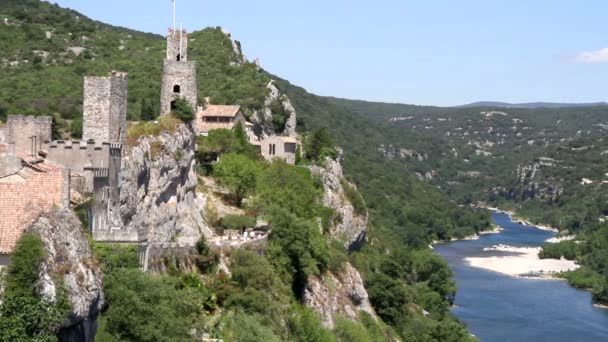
top-left (160, 28), bottom-right (197, 116)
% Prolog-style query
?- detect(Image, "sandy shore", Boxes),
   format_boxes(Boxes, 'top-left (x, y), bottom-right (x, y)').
top-left (546, 235), bottom-right (576, 244)
top-left (465, 244), bottom-right (579, 279)
top-left (480, 206), bottom-right (560, 232)
top-left (593, 303), bottom-right (608, 309)
top-left (430, 225), bottom-right (503, 248)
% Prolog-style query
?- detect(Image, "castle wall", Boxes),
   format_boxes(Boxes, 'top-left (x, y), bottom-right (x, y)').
top-left (0, 144), bottom-right (20, 178)
top-left (82, 72), bottom-right (127, 145)
top-left (160, 61), bottom-right (197, 115)
top-left (46, 140), bottom-right (112, 174)
top-left (7, 115), bottom-right (52, 155)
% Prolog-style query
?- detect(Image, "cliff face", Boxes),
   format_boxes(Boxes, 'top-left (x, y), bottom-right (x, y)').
top-left (310, 151), bottom-right (368, 251)
top-left (251, 81), bottom-right (298, 137)
top-left (116, 124), bottom-right (213, 244)
top-left (27, 208), bottom-right (104, 342)
top-left (305, 151), bottom-right (375, 328)
top-left (303, 262), bottom-right (377, 329)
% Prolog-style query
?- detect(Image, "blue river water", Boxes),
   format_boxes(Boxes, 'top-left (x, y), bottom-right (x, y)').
top-left (434, 212), bottom-right (608, 342)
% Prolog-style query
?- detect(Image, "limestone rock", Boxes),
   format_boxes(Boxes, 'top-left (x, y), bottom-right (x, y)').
top-left (116, 124), bottom-right (213, 244)
top-left (250, 81), bottom-right (298, 137)
top-left (27, 208), bottom-right (104, 342)
top-left (303, 262), bottom-right (377, 329)
top-left (310, 150), bottom-right (368, 251)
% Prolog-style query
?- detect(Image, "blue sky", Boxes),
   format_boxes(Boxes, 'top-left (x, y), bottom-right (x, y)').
top-left (51, 0), bottom-right (608, 106)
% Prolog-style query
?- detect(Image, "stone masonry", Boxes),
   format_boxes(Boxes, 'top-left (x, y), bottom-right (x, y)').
top-left (82, 71), bottom-right (128, 145)
top-left (160, 29), bottom-right (197, 115)
top-left (7, 115), bottom-right (52, 155)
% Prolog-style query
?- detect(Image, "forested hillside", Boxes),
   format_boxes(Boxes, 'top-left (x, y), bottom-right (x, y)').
top-left (315, 96), bottom-right (608, 304)
top-left (0, 1), bottom-right (494, 341)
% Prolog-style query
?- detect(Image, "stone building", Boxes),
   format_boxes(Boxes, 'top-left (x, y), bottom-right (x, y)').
top-left (195, 105), bottom-right (246, 135)
top-left (160, 28), bottom-right (197, 115)
top-left (82, 71), bottom-right (128, 146)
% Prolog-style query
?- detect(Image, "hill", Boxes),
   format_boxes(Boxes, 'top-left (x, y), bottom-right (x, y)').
top-left (0, 1), bottom-right (490, 341)
top-left (457, 101), bottom-right (608, 108)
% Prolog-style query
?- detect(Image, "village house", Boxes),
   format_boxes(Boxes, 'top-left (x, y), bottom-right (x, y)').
top-left (195, 105), bottom-right (246, 136)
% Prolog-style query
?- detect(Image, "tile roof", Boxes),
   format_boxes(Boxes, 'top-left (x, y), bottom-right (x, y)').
top-left (199, 105), bottom-right (242, 117)
top-left (0, 161), bottom-right (65, 254)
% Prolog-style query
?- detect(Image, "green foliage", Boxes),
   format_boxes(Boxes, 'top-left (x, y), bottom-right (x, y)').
top-left (171, 97), bottom-right (194, 122)
top-left (266, 206), bottom-right (329, 296)
top-left (92, 242), bottom-right (140, 272)
top-left (0, 233), bottom-right (67, 341)
top-left (140, 98), bottom-right (157, 121)
top-left (539, 240), bottom-right (579, 260)
top-left (288, 307), bottom-right (335, 342)
top-left (213, 153), bottom-right (261, 206)
top-left (70, 116), bottom-right (83, 139)
top-left (341, 178), bottom-right (366, 216)
top-left (197, 126), bottom-right (258, 164)
top-left (305, 127), bottom-right (336, 161)
top-left (255, 160), bottom-right (323, 219)
top-left (328, 240), bottom-right (349, 274)
top-left (222, 312), bottom-right (281, 342)
top-left (220, 214), bottom-right (256, 231)
top-left (270, 98), bottom-right (288, 133)
top-left (97, 268), bottom-right (207, 342)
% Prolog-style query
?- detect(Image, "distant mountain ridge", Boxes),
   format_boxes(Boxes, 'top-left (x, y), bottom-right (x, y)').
top-left (457, 101), bottom-right (608, 109)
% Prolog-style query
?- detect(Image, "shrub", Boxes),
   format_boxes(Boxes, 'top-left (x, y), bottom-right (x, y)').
top-left (221, 214), bottom-right (256, 232)
top-left (340, 179), bottom-right (366, 216)
top-left (171, 97), bottom-right (194, 122)
top-left (213, 153), bottom-right (261, 207)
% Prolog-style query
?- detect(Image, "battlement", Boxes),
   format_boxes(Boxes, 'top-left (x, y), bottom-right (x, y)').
top-left (46, 140), bottom-right (121, 174)
top-left (83, 72), bottom-right (128, 145)
top-left (7, 115), bottom-right (52, 155)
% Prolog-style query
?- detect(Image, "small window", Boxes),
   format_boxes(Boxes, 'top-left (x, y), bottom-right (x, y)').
top-left (173, 85), bottom-right (181, 93)
top-left (176, 53), bottom-right (181, 61)
top-left (170, 100), bottom-right (177, 110)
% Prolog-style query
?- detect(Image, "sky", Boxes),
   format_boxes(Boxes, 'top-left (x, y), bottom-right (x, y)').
top-left (49, 0), bottom-right (608, 106)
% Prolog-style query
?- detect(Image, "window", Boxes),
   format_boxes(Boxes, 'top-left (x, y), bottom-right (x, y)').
top-left (170, 100), bottom-right (177, 110)
top-left (176, 53), bottom-right (181, 61)
top-left (173, 85), bottom-right (180, 93)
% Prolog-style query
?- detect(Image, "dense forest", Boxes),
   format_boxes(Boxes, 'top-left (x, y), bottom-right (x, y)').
top-left (0, 1), bottom-right (493, 341)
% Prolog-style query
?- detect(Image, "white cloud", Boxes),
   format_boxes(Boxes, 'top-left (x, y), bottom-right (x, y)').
top-left (573, 48), bottom-right (608, 64)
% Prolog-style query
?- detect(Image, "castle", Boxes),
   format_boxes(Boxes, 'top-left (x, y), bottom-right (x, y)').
top-left (0, 23), bottom-right (299, 263)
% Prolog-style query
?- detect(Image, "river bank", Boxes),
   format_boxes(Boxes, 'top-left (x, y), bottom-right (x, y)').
top-left (434, 211), bottom-right (608, 341)
top-left (465, 244), bottom-right (579, 279)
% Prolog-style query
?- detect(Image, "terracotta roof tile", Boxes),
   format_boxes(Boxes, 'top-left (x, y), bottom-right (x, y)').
top-left (199, 105), bottom-right (242, 117)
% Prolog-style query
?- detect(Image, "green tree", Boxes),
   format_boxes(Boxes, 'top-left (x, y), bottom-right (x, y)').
top-left (140, 99), bottom-right (157, 121)
top-left (172, 97), bottom-right (194, 122)
top-left (266, 207), bottom-right (329, 296)
top-left (305, 127), bottom-right (335, 161)
top-left (0, 233), bottom-right (66, 341)
top-left (213, 153), bottom-right (261, 206)
top-left (70, 116), bottom-right (83, 139)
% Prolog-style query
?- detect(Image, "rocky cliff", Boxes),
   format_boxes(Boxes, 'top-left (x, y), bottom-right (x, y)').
top-left (27, 208), bottom-right (104, 342)
top-left (305, 151), bottom-right (376, 328)
top-left (303, 262), bottom-right (377, 329)
top-left (251, 80), bottom-right (298, 137)
top-left (310, 150), bottom-right (368, 251)
top-left (116, 124), bottom-right (213, 244)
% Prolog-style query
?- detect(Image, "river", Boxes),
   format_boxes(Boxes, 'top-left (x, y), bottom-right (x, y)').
top-left (434, 211), bottom-right (608, 342)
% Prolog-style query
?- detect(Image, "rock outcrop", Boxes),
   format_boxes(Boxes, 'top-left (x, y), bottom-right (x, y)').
top-left (116, 124), bottom-right (213, 244)
top-left (251, 81), bottom-right (297, 137)
top-left (305, 150), bottom-right (376, 328)
top-left (303, 262), bottom-right (377, 329)
top-left (310, 150), bottom-right (368, 251)
top-left (27, 208), bottom-right (104, 342)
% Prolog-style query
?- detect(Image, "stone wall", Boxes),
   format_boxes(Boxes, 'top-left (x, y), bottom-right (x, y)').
top-left (160, 61), bottom-right (197, 115)
top-left (46, 141), bottom-right (120, 174)
top-left (7, 115), bottom-right (52, 155)
top-left (82, 72), bottom-right (127, 145)
top-left (166, 28), bottom-right (188, 62)
top-left (0, 143), bottom-right (20, 178)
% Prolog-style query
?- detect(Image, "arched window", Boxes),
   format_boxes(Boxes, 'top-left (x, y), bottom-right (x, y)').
top-left (170, 100), bottom-right (177, 110)
top-left (173, 85), bottom-right (181, 93)
top-left (176, 54), bottom-right (181, 61)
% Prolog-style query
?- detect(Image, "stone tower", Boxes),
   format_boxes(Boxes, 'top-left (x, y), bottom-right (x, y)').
top-left (160, 28), bottom-right (197, 116)
top-left (82, 71), bottom-right (128, 145)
